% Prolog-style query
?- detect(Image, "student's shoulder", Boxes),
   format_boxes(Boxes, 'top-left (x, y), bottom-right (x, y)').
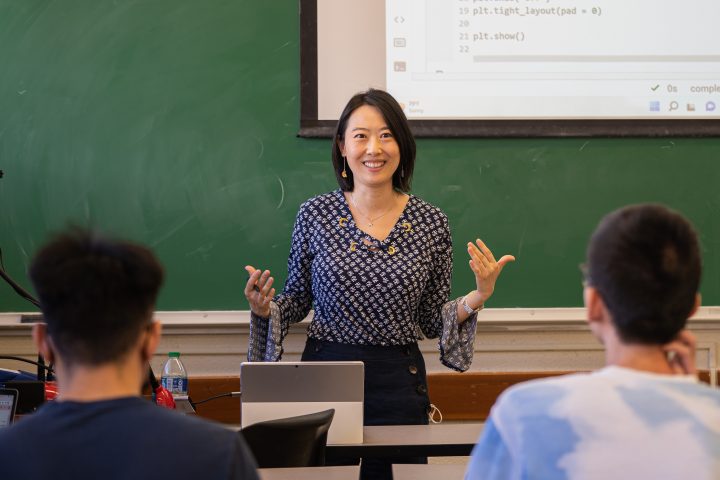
top-left (0, 423), bottom-right (17, 450)
top-left (0, 409), bottom-right (53, 458)
top-left (148, 404), bottom-right (236, 437)
top-left (495, 372), bottom-right (591, 407)
top-left (148, 410), bottom-right (258, 477)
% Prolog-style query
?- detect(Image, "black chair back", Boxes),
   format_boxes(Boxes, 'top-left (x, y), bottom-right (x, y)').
top-left (240, 408), bottom-right (335, 468)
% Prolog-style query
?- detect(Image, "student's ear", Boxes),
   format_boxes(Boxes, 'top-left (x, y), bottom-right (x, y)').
top-left (584, 286), bottom-right (608, 341)
top-left (337, 137), bottom-right (346, 157)
top-left (689, 293), bottom-right (701, 318)
top-left (141, 321), bottom-right (162, 363)
top-left (32, 323), bottom-right (54, 364)
top-left (584, 286), bottom-right (606, 325)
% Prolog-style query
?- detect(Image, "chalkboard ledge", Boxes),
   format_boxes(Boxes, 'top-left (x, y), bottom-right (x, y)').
top-left (2, 307), bottom-right (719, 329)
top-left (1, 309), bottom-right (719, 381)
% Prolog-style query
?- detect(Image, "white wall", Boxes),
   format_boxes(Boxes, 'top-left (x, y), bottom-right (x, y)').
top-left (2, 308), bottom-right (718, 385)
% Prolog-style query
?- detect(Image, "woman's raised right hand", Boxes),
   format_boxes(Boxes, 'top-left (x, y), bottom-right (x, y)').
top-left (244, 265), bottom-right (275, 318)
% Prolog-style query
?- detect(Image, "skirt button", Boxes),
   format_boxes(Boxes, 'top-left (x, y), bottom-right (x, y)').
top-left (408, 365), bottom-right (418, 375)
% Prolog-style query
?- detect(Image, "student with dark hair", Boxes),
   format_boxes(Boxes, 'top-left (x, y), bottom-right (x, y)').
top-left (466, 204), bottom-right (720, 480)
top-left (244, 88), bottom-right (514, 480)
top-left (0, 229), bottom-right (259, 480)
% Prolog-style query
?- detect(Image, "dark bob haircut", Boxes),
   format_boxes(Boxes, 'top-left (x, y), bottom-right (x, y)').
top-left (29, 228), bottom-right (164, 366)
top-left (331, 88), bottom-right (416, 192)
top-left (586, 204), bottom-right (701, 345)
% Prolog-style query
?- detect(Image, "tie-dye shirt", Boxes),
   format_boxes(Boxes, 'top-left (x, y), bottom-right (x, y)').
top-left (466, 366), bottom-right (720, 480)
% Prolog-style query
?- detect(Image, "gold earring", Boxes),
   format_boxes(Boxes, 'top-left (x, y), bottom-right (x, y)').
top-left (341, 156), bottom-right (348, 178)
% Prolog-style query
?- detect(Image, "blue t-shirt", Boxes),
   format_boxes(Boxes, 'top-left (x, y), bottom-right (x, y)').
top-left (466, 366), bottom-right (720, 480)
top-left (0, 396), bottom-right (259, 480)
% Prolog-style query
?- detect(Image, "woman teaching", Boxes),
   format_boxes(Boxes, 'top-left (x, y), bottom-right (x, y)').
top-left (244, 89), bottom-right (513, 479)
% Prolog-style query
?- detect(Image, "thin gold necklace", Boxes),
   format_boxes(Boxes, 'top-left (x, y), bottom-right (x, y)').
top-left (350, 192), bottom-right (397, 228)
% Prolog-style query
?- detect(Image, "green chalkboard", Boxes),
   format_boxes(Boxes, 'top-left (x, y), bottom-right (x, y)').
top-left (1, 0), bottom-right (719, 312)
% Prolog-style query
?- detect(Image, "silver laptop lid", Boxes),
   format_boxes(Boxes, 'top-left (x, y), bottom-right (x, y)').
top-left (240, 361), bottom-right (364, 403)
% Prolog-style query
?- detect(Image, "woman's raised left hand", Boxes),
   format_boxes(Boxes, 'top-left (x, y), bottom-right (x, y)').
top-left (467, 239), bottom-right (515, 305)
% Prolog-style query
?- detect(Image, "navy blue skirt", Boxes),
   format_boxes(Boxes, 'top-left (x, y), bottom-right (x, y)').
top-left (302, 338), bottom-right (430, 480)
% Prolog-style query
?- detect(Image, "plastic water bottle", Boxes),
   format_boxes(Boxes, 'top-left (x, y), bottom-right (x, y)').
top-left (160, 352), bottom-right (188, 398)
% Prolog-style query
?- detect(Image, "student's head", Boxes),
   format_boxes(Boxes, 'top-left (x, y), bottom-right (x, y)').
top-left (332, 88), bottom-right (415, 192)
top-left (29, 228), bottom-right (164, 369)
top-left (585, 204), bottom-right (701, 345)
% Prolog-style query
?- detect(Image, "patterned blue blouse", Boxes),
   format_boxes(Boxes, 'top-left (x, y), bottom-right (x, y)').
top-left (248, 190), bottom-right (477, 371)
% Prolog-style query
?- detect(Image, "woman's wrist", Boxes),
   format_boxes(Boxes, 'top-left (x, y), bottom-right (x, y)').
top-left (462, 290), bottom-right (485, 313)
top-left (252, 306), bottom-right (271, 319)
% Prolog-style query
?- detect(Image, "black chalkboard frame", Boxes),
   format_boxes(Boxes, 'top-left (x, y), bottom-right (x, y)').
top-left (298, 0), bottom-right (720, 139)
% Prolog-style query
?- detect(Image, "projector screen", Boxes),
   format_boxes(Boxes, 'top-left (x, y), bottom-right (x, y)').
top-left (300, 0), bottom-right (720, 137)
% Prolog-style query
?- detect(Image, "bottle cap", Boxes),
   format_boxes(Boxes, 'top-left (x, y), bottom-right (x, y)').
top-left (168, 352), bottom-right (180, 358)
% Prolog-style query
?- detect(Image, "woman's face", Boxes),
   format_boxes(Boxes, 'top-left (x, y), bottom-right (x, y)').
top-left (340, 105), bottom-right (400, 190)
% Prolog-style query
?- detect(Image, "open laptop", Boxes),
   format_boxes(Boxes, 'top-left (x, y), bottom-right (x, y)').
top-left (0, 381), bottom-right (45, 414)
top-left (240, 361), bottom-right (364, 444)
top-left (0, 388), bottom-right (19, 428)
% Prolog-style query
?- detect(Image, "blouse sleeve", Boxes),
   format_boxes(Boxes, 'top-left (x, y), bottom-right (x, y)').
top-left (416, 213), bottom-right (478, 372)
top-left (247, 204), bottom-right (314, 362)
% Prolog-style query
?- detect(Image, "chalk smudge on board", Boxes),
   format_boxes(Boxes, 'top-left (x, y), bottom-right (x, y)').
top-left (517, 221), bottom-right (527, 259)
top-left (252, 135), bottom-right (265, 160)
top-left (579, 141), bottom-right (589, 152)
top-left (661, 141), bottom-right (676, 150)
top-left (274, 41), bottom-right (291, 52)
top-left (151, 216), bottom-right (194, 247)
top-left (276, 176), bottom-right (285, 209)
top-left (218, 181), bottom-right (246, 192)
top-left (15, 238), bottom-right (29, 263)
top-left (185, 242), bottom-right (215, 259)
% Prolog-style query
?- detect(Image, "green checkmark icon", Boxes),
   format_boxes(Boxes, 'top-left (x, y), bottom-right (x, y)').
top-left (651, 84), bottom-right (660, 91)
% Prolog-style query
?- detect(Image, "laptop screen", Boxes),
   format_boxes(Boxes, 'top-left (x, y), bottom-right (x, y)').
top-left (0, 388), bottom-right (19, 428)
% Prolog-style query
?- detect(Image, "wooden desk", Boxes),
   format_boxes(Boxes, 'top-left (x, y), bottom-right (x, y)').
top-left (259, 466), bottom-right (360, 480)
top-left (326, 423), bottom-right (482, 459)
top-left (392, 464), bottom-right (467, 480)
